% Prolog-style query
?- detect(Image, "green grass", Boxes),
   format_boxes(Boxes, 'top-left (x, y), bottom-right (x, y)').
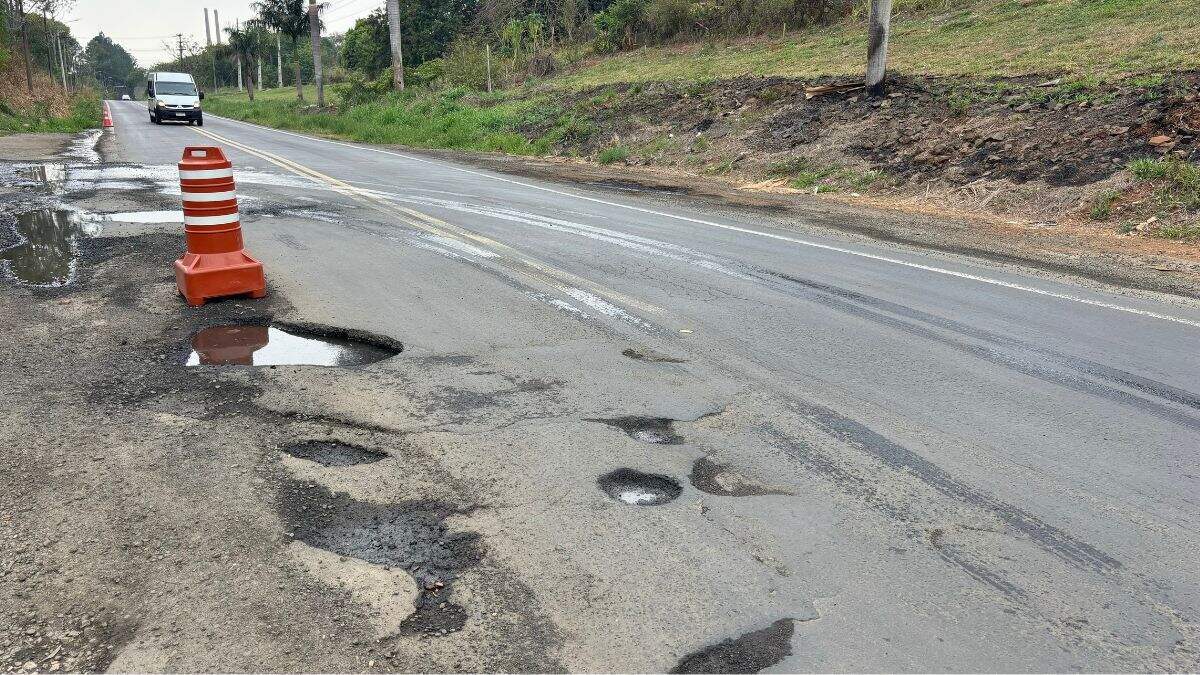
top-left (205, 85), bottom-right (543, 155)
top-left (1128, 157), bottom-right (1200, 211)
top-left (597, 145), bottom-right (631, 164)
top-left (550, 0), bottom-right (1200, 90)
top-left (0, 93), bottom-right (102, 136)
top-left (1089, 189), bottom-right (1120, 220)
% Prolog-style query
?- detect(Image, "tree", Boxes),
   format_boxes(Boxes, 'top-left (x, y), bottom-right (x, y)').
top-left (342, 9), bottom-right (390, 76)
top-left (225, 23), bottom-right (269, 100)
top-left (253, 0), bottom-right (310, 101)
top-left (82, 33), bottom-right (141, 97)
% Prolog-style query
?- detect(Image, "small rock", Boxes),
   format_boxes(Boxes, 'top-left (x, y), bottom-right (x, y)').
top-left (1148, 135), bottom-right (1172, 146)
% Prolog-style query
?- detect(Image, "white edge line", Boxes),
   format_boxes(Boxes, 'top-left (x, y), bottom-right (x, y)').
top-left (206, 113), bottom-right (1200, 329)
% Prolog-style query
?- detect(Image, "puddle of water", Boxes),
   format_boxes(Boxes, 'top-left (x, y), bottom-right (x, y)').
top-left (586, 416), bottom-right (684, 445)
top-left (1, 209), bottom-right (101, 287)
top-left (104, 210), bottom-right (183, 224)
top-left (282, 440), bottom-right (387, 467)
top-left (598, 469), bottom-right (682, 506)
top-left (20, 163), bottom-right (67, 186)
top-left (185, 325), bottom-right (400, 367)
top-left (670, 618), bottom-right (795, 673)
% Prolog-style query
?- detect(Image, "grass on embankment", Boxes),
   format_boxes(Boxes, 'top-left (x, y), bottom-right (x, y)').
top-left (204, 85), bottom-right (545, 155)
top-left (555, 0), bottom-right (1200, 88)
top-left (0, 93), bottom-right (102, 136)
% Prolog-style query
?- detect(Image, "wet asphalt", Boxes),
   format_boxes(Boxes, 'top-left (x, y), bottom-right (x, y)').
top-left (68, 100), bottom-right (1200, 670)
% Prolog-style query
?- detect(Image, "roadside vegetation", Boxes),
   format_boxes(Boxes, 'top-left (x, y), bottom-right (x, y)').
top-left (0, 47), bottom-right (100, 136)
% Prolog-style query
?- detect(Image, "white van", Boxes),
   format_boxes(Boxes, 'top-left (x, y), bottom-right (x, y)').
top-left (146, 72), bottom-right (204, 126)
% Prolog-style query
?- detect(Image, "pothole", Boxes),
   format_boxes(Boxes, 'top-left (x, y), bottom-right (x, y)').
top-left (185, 324), bottom-right (401, 367)
top-left (621, 347), bottom-right (687, 363)
top-left (20, 162), bottom-right (67, 187)
top-left (598, 469), bottom-right (682, 506)
top-left (586, 416), bottom-right (684, 445)
top-left (689, 458), bottom-right (791, 497)
top-left (278, 481), bottom-right (481, 636)
top-left (281, 440), bottom-right (387, 467)
top-left (670, 618), bottom-right (795, 673)
top-left (1, 209), bottom-right (102, 287)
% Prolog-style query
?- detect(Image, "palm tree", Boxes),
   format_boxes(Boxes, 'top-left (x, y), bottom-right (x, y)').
top-left (225, 22), bottom-right (267, 101)
top-left (252, 0), bottom-right (313, 102)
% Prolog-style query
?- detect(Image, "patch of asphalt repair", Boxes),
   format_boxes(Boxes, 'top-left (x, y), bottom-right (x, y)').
top-left (670, 618), bottom-right (795, 673)
top-left (622, 347), bottom-right (688, 363)
top-left (689, 457), bottom-right (791, 497)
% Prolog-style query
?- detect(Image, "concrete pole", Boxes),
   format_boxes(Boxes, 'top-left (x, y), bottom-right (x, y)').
top-left (386, 0), bottom-right (404, 91)
top-left (56, 34), bottom-right (68, 90)
top-left (204, 8), bottom-right (211, 47)
top-left (309, 0), bottom-right (324, 106)
top-left (257, 56), bottom-right (263, 90)
top-left (236, 19), bottom-right (243, 91)
top-left (865, 0), bottom-right (892, 96)
top-left (276, 32), bottom-right (283, 87)
top-left (213, 9), bottom-right (220, 44)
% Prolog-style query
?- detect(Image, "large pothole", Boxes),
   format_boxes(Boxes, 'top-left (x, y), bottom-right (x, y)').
top-left (277, 481), bottom-right (482, 636)
top-left (1, 209), bottom-right (101, 287)
top-left (597, 469), bottom-right (682, 506)
top-left (586, 416), bottom-right (684, 445)
top-left (281, 440), bottom-right (388, 467)
top-left (185, 324), bottom-right (401, 367)
top-left (689, 458), bottom-right (790, 497)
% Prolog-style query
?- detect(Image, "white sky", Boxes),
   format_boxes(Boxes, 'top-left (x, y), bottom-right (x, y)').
top-left (66, 0), bottom-right (379, 67)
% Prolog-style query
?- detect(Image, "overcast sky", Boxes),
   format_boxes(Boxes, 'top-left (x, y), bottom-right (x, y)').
top-left (66, 0), bottom-right (381, 67)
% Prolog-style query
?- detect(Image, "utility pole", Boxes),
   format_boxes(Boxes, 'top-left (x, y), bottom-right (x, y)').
top-left (213, 9), bottom-right (220, 44)
top-left (865, 0), bottom-right (892, 96)
top-left (175, 32), bottom-right (185, 65)
top-left (203, 8), bottom-right (211, 47)
top-left (275, 32), bottom-right (283, 88)
top-left (55, 33), bottom-right (67, 90)
top-left (257, 55), bottom-right (263, 90)
top-left (308, 0), bottom-right (323, 106)
top-left (385, 0), bottom-right (404, 91)
top-left (235, 18), bottom-right (243, 91)
top-left (16, 0), bottom-right (31, 92)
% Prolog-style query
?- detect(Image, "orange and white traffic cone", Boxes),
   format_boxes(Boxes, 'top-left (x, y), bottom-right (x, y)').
top-left (102, 102), bottom-right (113, 128)
top-left (174, 146), bottom-right (266, 306)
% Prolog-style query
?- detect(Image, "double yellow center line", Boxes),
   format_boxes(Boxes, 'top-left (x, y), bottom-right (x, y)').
top-left (190, 125), bottom-right (663, 320)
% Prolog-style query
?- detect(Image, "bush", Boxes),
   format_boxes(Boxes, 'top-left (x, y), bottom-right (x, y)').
top-left (598, 145), bottom-right (630, 163)
top-left (593, 0), bottom-right (648, 52)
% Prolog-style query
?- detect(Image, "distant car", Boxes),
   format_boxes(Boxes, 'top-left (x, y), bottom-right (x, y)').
top-left (120, 94), bottom-right (131, 100)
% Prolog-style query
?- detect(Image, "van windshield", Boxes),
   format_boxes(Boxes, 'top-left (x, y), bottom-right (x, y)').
top-left (155, 81), bottom-right (197, 96)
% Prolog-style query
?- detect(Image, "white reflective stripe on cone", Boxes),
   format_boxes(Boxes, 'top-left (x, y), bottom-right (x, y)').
top-left (179, 168), bottom-right (234, 180)
top-left (180, 190), bottom-right (237, 202)
top-left (184, 212), bottom-right (240, 226)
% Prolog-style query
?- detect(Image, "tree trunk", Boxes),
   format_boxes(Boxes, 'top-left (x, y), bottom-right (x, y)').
top-left (308, 0), bottom-right (323, 107)
top-left (17, 0), bottom-right (32, 92)
top-left (245, 55), bottom-right (255, 100)
top-left (292, 35), bottom-right (304, 101)
top-left (41, 8), bottom-right (52, 75)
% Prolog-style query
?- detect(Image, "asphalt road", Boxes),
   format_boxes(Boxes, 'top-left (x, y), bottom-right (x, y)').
top-left (83, 100), bottom-right (1200, 670)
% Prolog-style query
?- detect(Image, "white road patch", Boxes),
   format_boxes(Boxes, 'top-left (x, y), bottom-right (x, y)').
top-left (561, 287), bottom-right (653, 329)
top-left (524, 291), bottom-right (590, 318)
top-left (421, 234), bottom-right (498, 258)
top-left (104, 210), bottom-right (183, 224)
top-left (211, 114), bottom-right (1200, 329)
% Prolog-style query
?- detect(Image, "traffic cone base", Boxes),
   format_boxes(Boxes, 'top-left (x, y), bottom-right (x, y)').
top-left (175, 251), bottom-right (266, 307)
top-left (174, 146), bottom-right (267, 306)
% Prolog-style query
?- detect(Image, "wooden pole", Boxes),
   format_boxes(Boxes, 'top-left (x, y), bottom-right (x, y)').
top-left (865, 0), bottom-right (892, 96)
top-left (486, 43), bottom-right (492, 93)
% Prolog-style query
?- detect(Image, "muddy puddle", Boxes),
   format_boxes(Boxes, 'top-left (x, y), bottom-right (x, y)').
top-left (20, 163), bottom-right (67, 187)
top-left (598, 469), bottom-right (682, 506)
top-left (185, 325), bottom-right (400, 367)
top-left (0, 209), bottom-right (101, 287)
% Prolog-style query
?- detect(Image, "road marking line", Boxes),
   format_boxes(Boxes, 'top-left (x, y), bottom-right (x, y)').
top-left (189, 125), bottom-right (665, 322)
top-left (207, 113), bottom-right (1200, 330)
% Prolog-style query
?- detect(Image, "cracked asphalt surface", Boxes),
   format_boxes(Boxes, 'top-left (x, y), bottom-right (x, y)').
top-left (1, 100), bottom-right (1199, 672)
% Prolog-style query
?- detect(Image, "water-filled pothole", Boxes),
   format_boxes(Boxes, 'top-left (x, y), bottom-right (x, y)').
top-left (20, 163), bottom-right (67, 186)
top-left (282, 440), bottom-right (387, 467)
top-left (621, 347), bottom-right (687, 363)
top-left (690, 458), bottom-right (791, 497)
top-left (0, 209), bottom-right (101, 286)
top-left (670, 618), bottom-right (795, 673)
top-left (586, 416), bottom-right (684, 445)
top-left (598, 469), bottom-right (682, 506)
top-left (185, 325), bottom-right (401, 367)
